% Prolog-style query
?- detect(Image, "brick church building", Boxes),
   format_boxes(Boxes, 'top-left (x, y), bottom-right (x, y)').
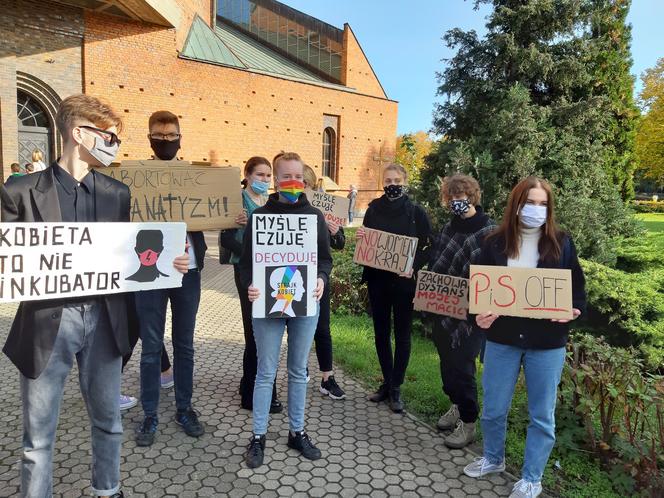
top-left (1, 0), bottom-right (398, 209)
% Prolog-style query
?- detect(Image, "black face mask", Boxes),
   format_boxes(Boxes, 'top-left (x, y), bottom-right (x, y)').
top-left (150, 138), bottom-right (180, 160)
top-left (383, 184), bottom-right (406, 200)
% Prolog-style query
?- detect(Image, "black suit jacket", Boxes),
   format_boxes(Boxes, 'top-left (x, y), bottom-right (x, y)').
top-left (187, 231), bottom-right (207, 270)
top-left (1, 166), bottom-right (132, 379)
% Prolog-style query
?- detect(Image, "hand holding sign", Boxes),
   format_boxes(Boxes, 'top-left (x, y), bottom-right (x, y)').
top-left (313, 277), bottom-right (325, 301)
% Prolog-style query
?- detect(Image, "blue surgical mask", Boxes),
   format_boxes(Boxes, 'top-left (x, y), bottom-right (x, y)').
top-left (250, 179), bottom-right (270, 195)
top-left (520, 204), bottom-right (547, 228)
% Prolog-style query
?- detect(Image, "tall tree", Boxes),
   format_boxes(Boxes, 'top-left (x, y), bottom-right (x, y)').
top-left (636, 58), bottom-right (664, 187)
top-left (419, 0), bottom-right (637, 264)
top-left (395, 131), bottom-right (434, 183)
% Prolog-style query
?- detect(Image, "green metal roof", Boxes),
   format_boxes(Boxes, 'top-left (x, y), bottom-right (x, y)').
top-left (181, 16), bottom-right (245, 68)
top-left (180, 15), bottom-right (325, 84)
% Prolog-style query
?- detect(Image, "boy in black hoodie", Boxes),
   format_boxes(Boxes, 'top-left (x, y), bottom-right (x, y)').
top-left (239, 152), bottom-right (333, 469)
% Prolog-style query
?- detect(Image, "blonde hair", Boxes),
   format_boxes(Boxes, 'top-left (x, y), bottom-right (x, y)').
top-left (56, 94), bottom-right (123, 141)
top-left (32, 150), bottom-right (43, 162)
top-left (302, 164), bottom-right (317, 189)
top-left (272, 151), bottom-right (303, 175)
top-left (440, 174), bottom-right (481, 205)
top-left (383, 163), bottom-right (408, 182)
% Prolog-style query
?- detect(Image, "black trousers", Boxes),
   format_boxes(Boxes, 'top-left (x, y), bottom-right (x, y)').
top-left (123, 293), bottom-right (171, 373)
top-left (313, 282), bottom-right (333, 372)
top-left (234, 265), bottom-right (277, 406)
top-left (431, 321), bottom-right (483, 423)
top-left (367, 279), bottom-right (414, 388)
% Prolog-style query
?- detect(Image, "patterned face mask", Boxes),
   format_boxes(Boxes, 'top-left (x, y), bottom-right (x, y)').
top-left (383, 184), bottom-right (406, 200)
top-left (449, 199), bottom-right (471, 217)
top-left (278, 179), bottom-right (305, 203)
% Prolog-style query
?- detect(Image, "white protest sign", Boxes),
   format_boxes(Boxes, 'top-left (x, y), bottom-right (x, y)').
top-left (0, 222), bottom-right (186, 303)
top-left (252, 214), bottom-right (318, 318)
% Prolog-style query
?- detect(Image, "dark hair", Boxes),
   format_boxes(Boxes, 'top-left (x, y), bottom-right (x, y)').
top-left (242, 156), bottom-right (271, 189)
top-left (149, 110), bottom-right (180, 132)
top-left (10, 163), bottom-right (20, 172)
top-left (488, 176), bottom-right (562, 263)
top-left (440, 174), bottom-right (481, 205)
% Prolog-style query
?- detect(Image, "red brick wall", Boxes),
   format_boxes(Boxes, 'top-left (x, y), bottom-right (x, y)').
top-left (83, 6), bottom-right (398, 210)
top-left (341, 24), bottom-right (387, 100)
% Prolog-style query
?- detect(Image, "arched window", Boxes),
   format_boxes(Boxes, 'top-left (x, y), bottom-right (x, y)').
top-left (322, 127), bottom-right (336, 180)
top-left (17, 90), bottom-right (52, 166)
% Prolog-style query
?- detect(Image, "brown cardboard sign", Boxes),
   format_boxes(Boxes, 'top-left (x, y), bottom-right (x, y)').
top-left (469, 265), bottom-right (573, 320)
top-left (413, 271), bottom-right (469, 319)
top-left (353, 227), bottom-right (418, 275)
top-left (99, 161), bottom-right (242, 230)
top-left (305, 189), bottom-right (351, 226)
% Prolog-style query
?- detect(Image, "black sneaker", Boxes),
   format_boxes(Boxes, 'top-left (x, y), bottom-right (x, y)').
top-left (135, 416), bottom-right (158, 447)
top-left (245, 434), bottom-right (266, 468)
top-left (270, 398), bottom-right (283, 414)
top-left (287, 431), bottom-right (322, 460)
top-left (389, 388), bottom-right (404, 413)
top-left (320, 376), bottom-right (346, 400)
top-left (175, 407), bottom-right (205, 437)
top-left (368, 383), bottom-right (389, 402)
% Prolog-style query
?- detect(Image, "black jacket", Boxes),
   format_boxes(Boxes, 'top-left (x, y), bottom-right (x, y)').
top-left (238, 193), bottom-right (333, 289)
top-left (1, 165), bottom-right (132, 379)
top-left (187, 231), bottom-right (207, 270)
top-left (361, 194), bottom-right (432, 292)
top-left (476, 233), bottom-right (587, 349)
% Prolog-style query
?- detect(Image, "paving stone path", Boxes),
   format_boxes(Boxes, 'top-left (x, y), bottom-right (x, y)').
top-left (0, 236), bottom-right (517, 497)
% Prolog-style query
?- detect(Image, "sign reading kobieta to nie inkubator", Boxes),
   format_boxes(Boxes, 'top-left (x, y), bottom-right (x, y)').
top-left (0, 222), bottom-right (186, 303)
top-left (252, 214), bottom-right (318, 319)
top-left (353, 227), bottom-right (418, 275)
top-left (98, 160), bottom-right (243, 231)
top-left (469, 265), bottom-right (573, 320)
top-left (305, 189), bottom-right (351, 226)
top-left (413, 271), bottom-right (469, 319)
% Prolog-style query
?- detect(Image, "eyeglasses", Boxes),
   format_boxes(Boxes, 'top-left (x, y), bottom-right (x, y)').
top-left (79, 125), bottom-right (122, 146)
top-left (149, 133), bottom-right (181, 141)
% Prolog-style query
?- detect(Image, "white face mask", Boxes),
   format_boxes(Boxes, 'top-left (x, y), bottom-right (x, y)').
top-left (519, 204), bottom-right (547, 228)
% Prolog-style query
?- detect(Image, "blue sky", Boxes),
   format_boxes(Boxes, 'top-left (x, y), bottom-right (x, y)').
top-left (284, 0), bottom-right (664, 135)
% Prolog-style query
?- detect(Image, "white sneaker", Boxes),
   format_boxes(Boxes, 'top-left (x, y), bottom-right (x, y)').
top-left (120, 394), bottom-right (138, 411)
top-left (463, 456), bottom-right (506, 478)
top-left (509, 479), bottom-right (543, 498)
top-left (437, 404), bottom-right (460, 430)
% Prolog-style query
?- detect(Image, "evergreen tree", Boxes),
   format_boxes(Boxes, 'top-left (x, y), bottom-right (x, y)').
top-left (419, 0), bottom-right (637, 264)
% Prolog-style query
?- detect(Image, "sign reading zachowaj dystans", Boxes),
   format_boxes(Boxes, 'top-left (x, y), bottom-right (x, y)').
top-left (252, 214), bottom-right (318, 319)
top-left (0, 222), bottom-right (186, 303)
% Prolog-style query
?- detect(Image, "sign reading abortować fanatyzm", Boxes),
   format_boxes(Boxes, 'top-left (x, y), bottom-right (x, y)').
top-left (98, 160), bottom-right (242, 230)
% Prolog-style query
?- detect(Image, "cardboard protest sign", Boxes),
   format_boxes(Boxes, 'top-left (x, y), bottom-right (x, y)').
top-left (353, 227), bottom-right (418, 275)
top-left (252, 214), bottom-right (318, 318)
top-left (305, 189), bottom-right (351, 226)
top-left (413, 270), bottom-right (469, 319)
top-left (99, 160), bottom-right (242, 230)
top-left (469, 265), bottom-right (573, 320)
top-left (0, 222), bottom-right (186, 303)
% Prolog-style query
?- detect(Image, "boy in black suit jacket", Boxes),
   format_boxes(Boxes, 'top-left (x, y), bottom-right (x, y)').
top-left (1, 95), bottom-right (189, 498)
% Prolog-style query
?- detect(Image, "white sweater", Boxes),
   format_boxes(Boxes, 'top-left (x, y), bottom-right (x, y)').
top-left (507, 227), bottom-right (541, 268)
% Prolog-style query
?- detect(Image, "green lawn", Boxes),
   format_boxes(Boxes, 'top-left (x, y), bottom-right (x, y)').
top-left (331, 314), bottom-right (620, 498)
top-left (635, 213), bottom-right (664, 233)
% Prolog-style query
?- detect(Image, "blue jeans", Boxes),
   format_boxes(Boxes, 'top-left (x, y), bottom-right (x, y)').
top-left (20, 302), bottom-right (123, 497)
top-left (136, 270), bottom-right (201, 416)
top-left (252, 308), bottom-right (319, 435)
top-left (481, 340), bottom-right (566, 483)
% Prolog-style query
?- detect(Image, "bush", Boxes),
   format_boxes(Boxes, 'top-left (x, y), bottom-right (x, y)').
top-left (560, 334), bottom-right (664, 495)
top-left (579, 259), bottom-right (664, 370)
top-left (633, 201), bottom-right (664, 213)
top-left (329, 229), bottom-right (368, 315)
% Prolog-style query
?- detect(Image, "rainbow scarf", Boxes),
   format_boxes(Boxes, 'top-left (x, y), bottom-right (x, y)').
top-left (278, 180), bottom-right (305, 203)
